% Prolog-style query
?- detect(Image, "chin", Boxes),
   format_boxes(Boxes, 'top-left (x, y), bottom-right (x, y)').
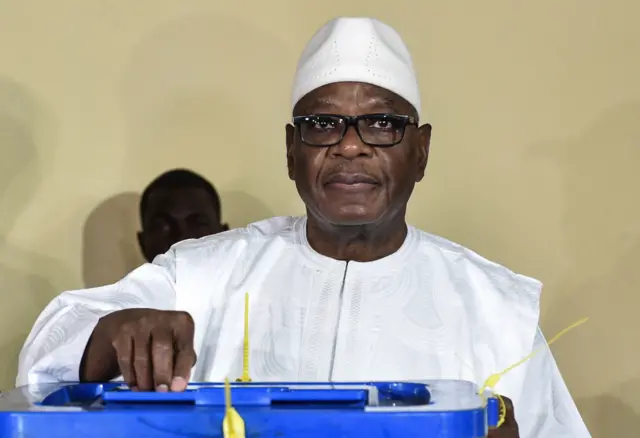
top-left (323, 208), bottom-right (381, 227)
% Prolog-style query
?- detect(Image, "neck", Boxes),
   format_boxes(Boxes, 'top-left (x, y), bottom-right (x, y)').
top-left (305, 212), bottom-right (408, 262)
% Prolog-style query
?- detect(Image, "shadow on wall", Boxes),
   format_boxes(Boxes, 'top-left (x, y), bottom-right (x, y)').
top-left (82, 192), bottom-right (145, 288)
top-left (0, 78), bottom-right (69, 390)
top-left (82, 190), bottom-right (274, 289)
top-left (576, 380), bottom-right (640, 437)
top-left (119, 13), bottom-right (294, 200)
top-left (528, 102), bottom-right (640, 434)
top-left (81, 13), bottom-right (287, 288)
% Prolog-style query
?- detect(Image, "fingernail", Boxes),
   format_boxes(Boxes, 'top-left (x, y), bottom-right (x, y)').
top-left (170, 377), bottom-right (186, 392)
top-left (156, 384), bottom-right (168, 392)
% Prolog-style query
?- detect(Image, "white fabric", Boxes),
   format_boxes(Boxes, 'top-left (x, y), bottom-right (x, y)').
top-left (291, 17), bottom-right (422, 117)
top-left (17, 216), bottom-right (589, 437)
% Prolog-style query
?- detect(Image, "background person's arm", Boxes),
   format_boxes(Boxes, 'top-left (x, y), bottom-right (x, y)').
top-left (16, 250), bottom-right (178, 387)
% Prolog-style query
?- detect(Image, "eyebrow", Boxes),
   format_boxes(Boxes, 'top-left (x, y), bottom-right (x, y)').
top-left (378, 97), bottom-right (401, 113)
top-left (301, 96), bottom-right (401, 114)
top-left (300, 97), bottom-right (339, 114)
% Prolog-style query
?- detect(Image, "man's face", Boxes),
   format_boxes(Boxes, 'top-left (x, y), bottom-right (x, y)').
top-left (138, 187), bottom-right (227, 262)
top-left (286, 82), bottom-right (431, 227)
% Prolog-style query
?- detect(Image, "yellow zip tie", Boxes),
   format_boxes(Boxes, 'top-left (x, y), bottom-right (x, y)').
top-left (480, 317), bottom-right (589, 428)
top-left (236, 292), bottom-right (252, 383)
top-left (222, 377), bottom-right (246, 438)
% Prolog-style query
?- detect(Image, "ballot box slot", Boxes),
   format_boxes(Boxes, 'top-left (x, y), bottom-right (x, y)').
top-left (99, 387), bottom-right (370, 408)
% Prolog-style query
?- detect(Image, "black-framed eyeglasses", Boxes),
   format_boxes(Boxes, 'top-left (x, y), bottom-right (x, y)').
top-left (292, 113), bottom-right (418, 147)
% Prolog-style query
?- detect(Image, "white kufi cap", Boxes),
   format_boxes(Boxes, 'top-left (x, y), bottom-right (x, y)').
top-left (291, 17), bottom-right (421, 117)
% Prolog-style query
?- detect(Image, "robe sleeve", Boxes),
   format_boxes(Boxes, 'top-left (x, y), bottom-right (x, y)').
top-left (15, 250), bottom-right (179, 387)
top-left (516, 327), bottom-right (591, 437)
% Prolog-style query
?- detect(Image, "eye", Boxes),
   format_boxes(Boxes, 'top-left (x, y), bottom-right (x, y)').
top-left (147, 219), bottom-right (172, 234)
top-left (367, 118), bottom-right (400, 130)
top-left (307, 116), bottom-right (339, 131)
top-left (191, 215), bottom-right (212, 227)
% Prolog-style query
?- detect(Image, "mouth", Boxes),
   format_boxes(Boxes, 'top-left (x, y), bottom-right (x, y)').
top-left (323, 173), bottom-right (380, 191)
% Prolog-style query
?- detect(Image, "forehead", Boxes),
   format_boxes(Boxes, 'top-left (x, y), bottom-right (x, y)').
top-left (294, 82), bottom-right (415, 116)
top-left (145, 187), bottom-right (215, 214)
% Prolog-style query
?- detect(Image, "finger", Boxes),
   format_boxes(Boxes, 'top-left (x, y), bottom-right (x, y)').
top-left (171, 346), bottom-right (195, 392)
top-left (150, 328), bottom-right (174, 392)
top-left (500, 396), bottom-right (518, 427)
top-left (488, 424), bottom-right (519, 438)
top-left (113, 334), bottom-right (136, 389)
top-left (132, 329), bottom-right (153, 391)
top-left (488, 428), bottom-right (518, 437)
top-left (489, 396), bottom-right (519, 437)
top-left (169, 312), bottom-right (196, 392)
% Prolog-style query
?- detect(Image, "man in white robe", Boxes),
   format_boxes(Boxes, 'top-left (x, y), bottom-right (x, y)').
top-left (16, 17), bottom-right (590, 437)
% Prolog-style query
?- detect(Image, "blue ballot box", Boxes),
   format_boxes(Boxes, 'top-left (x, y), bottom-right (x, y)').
top-left (0, 379), bottom-right (499, 437)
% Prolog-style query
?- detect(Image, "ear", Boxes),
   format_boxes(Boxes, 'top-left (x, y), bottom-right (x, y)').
top-left (285, 124), bottom-right (295, 180)
top-left (137, 231), bottom-right (151, 262)
top-left (415, 124), bottom-right (432, 182)
top-left (221, 223), bottom-right (229, 232)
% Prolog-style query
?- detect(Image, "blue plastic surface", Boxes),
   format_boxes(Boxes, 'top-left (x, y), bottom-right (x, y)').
top-left (102, 385), bottom-right (372, 407)
top-left (0, 380), bottom-right (499, 438)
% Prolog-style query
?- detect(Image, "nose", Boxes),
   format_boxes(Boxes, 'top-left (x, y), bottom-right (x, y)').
top-left (172, 221), bottom-right (195, 244)
top-left (329, 125), bottom-right (374, 159)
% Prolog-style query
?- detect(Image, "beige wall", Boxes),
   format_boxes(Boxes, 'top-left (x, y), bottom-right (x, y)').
top-left (0, 0), bottom-right (638, 434)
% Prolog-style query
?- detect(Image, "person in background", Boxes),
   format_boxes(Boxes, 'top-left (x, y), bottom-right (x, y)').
top-left (138, 169), bottom-right (228, 262)
top-left (16, 17), bottom-right (589, 438)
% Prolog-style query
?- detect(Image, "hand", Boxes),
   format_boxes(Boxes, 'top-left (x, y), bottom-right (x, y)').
top-left (100, 309), bottom-right (196, 392)
top-left (488, 396), bottom-right (519, 437)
